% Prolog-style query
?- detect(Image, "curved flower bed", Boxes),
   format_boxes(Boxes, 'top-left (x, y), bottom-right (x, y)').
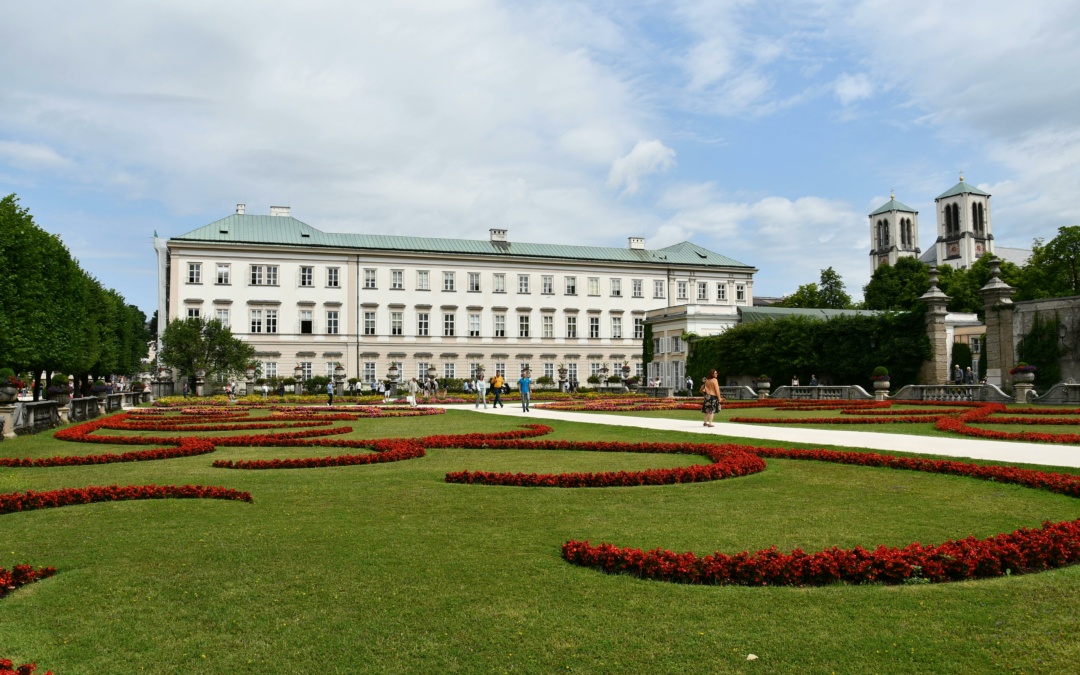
top-left (0, 565), bottom-right (56, 600)
top-left (561, 443), bottom-right (1080, 585)
top-left (0, 484), bottom-right (252, 514)
top-left (0, 659), bottom-right (51, 675)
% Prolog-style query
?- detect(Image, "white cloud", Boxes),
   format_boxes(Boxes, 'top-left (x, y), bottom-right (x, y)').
top-left (0, 140), bottom-right (74, 170)
top-left (607, 140), bottom-right (676, 195)
top-left (833, 73), bottom-right (873, 106)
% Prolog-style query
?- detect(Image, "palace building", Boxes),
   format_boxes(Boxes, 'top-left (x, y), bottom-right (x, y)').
top-left (155, 204), bottom-right (756, 388)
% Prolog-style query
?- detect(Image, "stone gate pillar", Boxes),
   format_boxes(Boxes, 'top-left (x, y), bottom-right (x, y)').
top-left (918, 267), bottom-right (952, 385)
top-left (979, 257), bottom-right (1016, 388)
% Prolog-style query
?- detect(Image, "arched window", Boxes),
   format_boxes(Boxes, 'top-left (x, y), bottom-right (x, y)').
top-left (943, 204), bottom-right (952, 235)
top-left (951, 204), bottom-right (960, 234)
top-left (901, 218), bottom-right (912, 247)
top-left (975, 202), bottom-right (985, 233)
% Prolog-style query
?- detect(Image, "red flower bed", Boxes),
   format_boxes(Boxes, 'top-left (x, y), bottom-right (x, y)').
top-left (0, 659), bottom-right (51, 675)
top-left (0, 564), bottom-right (56, 600)
top-left (0, 484), bottom-right (252, 515)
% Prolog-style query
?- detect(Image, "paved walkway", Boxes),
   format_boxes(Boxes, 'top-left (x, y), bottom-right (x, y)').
top-left (460, 404), bottom-right (1080, 469)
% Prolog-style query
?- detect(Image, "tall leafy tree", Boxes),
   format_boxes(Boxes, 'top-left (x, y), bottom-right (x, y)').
top-left (1015, 226), bottom-right (1080, 300)
top-left (775, 267), bottom-right (852, 309)
top-left (159, 317), bottom-right (256, 390)
top-left (862, 257), bottom-right (931, 311)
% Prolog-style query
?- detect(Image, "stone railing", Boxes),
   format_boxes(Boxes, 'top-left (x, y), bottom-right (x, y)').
top-left (69, 396), bottom-right (101, 422)
top-left (13, 401), bottom-right (60, 435)
top-left (768, 385), bottom-right (873, 401)
top-left (719, 386), bottom-right (759, 400)
top-left (152, 381), bottom-right (175, 399)
top-left (642, 386), bottom-right (673, 398)
top-left (891, 384), bottom-right (1013, 403)
top-left (1031, 383), bottom-right (1080, 405)
top-left (121, 392), bottom-right (142, 408)
top-left (105, 393), bottom-right (124, 412)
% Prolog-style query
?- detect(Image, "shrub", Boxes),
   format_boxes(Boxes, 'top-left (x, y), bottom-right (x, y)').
top-left (587, 375), bottom-right (601, 384)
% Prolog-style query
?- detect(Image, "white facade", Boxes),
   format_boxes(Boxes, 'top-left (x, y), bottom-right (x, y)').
top-left (646, 304), bottom-right (741, 388)
top-left (156, 208), bottom-right (756, 386)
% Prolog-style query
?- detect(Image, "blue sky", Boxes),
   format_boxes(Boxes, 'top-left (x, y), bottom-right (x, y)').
top-left (3, 0), bottom-right (1079, 316)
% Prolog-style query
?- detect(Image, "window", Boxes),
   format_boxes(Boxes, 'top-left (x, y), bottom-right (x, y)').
top-left (632, 279), bottom-right (643, 298)
top-left (363, 311), bottom-right (375, 336)
top-left (417, 312), bottom-right (429, 337)
top-left (543, 363), bottom-right (554, 380)
top-left (567, 363), bottom-right (578, 382)
top-left (611, 278), bottom-right (622, 297)
top-left (493, 273), bottom-right (506, 293)
top-left (736, 284), bottom-right (746, 302)
top-left (469, 313), bottom-right (481, 337)
top-left (250, 265), bottom-right (278, 286)
top-left (187, 263), bottom-right (202, 284)
top-left (588, 277), bottom-right (600, 296)
top-left (327, 267), bottom-right (340, 288)
top-left (327, 310), bottom-right (339, 335)
top-left (717, 283), bottom-right (727, 302)
top-left (443, 363), bottom-right (456, 379)
top-left (416, 362), bottom-right (428, 380)
top-left (542, 275), bottom-right (554, 294)
top-left (216, 264), bottom-right (230, 285)
top-left (565, 276), bottom-right (577, 295)
top-left (677, 281), bottom-right (688, 300)
top-left (417, 270), bottom-right (430, 290)
top-left (326, 362), bottom-right (336, 377)
top-left (518, 274), bottom-right (530, 294)
top-left (518, 362), bottom-right (530, 376)
top-left (363, 362), bottom-right (376, 383)
top-left (611, 317), bottom-right (622, 339)
top-left (299, 362), bottom-right (312, 380)
top-left (392, 270), bottom-right (404, 289)
top-left (468, 272), bottom-right (481, 292)
top-left (185, 307), bottom-right (200, 319)
top-left (214, 308), bottom-right (230, 328)
top-left (542, 315), bottom-right (553, 338)
top-left (442, 271), bottom-right (455, 291)
top-left (566, 315), bottom-right (577, 338)
top-left (495, 362), bottom-right (506, 378)
top-left (364, 269), bottom-right (377, 289)
top-left (266, 310), bottom-right (277, 334)
top-left (634, 317), bottom-right (644, 339)
top-left (391, 311), bottom-right (403, 336)
top-left (469, 363), bottom-right (484, 379)
top-left (697, 282), bottom-right (708, 301)
top-left (589, 316), bottom-right (600, 338)
top-left (264, 362), bottom-right (277, 378)
top-left (252, 309), bottom-right (266, 334)
top-left (300, 266), bottom-right (314, 287)
top-left (494, 314), bottom-right (506, 338)
top-left (300, 310), bottom-right (313, 334)
top-left (653, 280), bottom-right (665, 298)
top-left (443, 313), bottom-right (455, 336)
top-left (518, 315), bottom-right (530, 338)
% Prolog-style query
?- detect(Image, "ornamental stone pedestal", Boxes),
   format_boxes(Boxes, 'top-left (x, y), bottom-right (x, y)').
top-left (756, 382), bottom-right (771, 399)
top-left (980, 257), bottom-right (1016, 389)
top-left (918, 267), bottom-right (952, 385)
top-left (1013, 371), bottom-right (1036, 403)
top-left (873, 380), bottom-right (890, 401)
top-left (0, 404), bottom-right (15, 439)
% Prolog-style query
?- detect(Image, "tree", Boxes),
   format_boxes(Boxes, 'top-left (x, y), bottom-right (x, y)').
top-left (775, 267), bottom-right (852, 309)
top-left (158, 317), bottom-right (256, 390)
top-left (937, 257), bottom-right (1023, 314)
top-left (1014, 226), bottom-right (1080, 300)
top-left (862, 258), bottom-right (931, 311)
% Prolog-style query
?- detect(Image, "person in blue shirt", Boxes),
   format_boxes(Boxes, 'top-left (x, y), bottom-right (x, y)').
top-left (518, 371), bottom-right (531, 412)
top-left (326, 380), bottom-right (334, 407)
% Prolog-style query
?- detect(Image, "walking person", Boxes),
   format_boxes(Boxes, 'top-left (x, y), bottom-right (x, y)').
top-left (700, 369), bottom-right (723, 428)
top-left (262, 382), bottom-right (269, 398)
top-left (492, 371), bottom-right (505, 408)
top-left (326, 380), bottom-right (334, 406)
top-left (685, 375), bottom-right (693, 394)
top-left (518, 370), bottom-right (531, 412)
top-left (407, 377), bottom-right (419, 407)
top-left (964, 367), bottom-right (975, 385)
top-left (475, 374), bottom-right (488, 409)
top-left (953, 364), bottom-right (963, 385)
top-left (791, 374), bottom-right (800, 386)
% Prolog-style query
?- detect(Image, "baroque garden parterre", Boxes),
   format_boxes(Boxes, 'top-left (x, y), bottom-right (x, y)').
top-left (3, 397), bottom-right (1080, 672)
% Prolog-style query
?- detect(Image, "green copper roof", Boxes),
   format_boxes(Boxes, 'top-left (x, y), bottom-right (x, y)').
top-left (936, 180), bottom-right (990, 200)
top-left (738, 306), bottom-right (884, 323)
top-left (869, 198), bottom-right (917, 216)
top-left (172, 214), bottom-right (755, 269)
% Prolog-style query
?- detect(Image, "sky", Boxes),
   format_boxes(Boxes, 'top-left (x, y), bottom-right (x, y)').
top-left (3, 0), bottom-right (1080, 316)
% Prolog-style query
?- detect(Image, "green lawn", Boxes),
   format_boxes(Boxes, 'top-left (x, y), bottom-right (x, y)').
top-left (2, 408), bottom-right (1079, 673)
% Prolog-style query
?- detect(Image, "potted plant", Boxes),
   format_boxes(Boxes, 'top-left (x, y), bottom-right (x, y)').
top-left (0, 368), bottom-right (23, 403)
top-left (621, 361), bottom-right (631, 378)
top-left (91, 379), bottom-right (109, 400)
top-left (756, 374), bottom-right (771, 387)
top-left (45, 373), bottom-right (71, 404)
top-left (587, 374), bottom-right (601, 385)
top-left (334, 363), bottom-right (348, 383)
top-left (871, 366), bottom-right (891, 390)
top-left (1009, 362), bottom-right (1037, 383)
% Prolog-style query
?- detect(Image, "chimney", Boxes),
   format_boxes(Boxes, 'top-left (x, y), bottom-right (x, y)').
top-left (270, 205), bottom-right (291, 217)
top-left (628, 237), bottom-right (645, 250)
top-left (490, 228), bottom-right (507, 242)
top-left (235, 203), bottom-right (246, 215)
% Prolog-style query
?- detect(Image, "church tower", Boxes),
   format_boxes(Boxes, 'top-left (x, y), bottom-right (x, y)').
top-left (933, 174), bottom-right (993, 269)
top-left (869, 192), bottom-right (920, 273)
